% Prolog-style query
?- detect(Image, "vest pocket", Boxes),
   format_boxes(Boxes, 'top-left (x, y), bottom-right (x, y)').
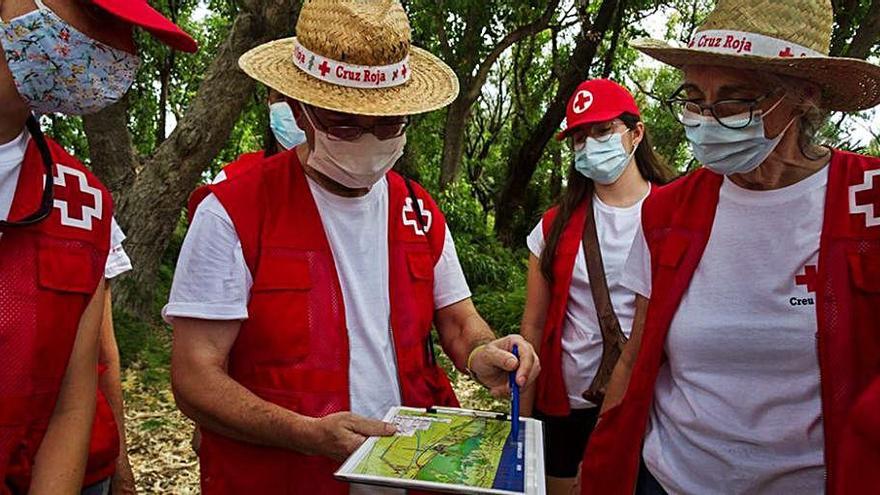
top-left (252, 255), bottom-right (313, 290)
top-left (657, 233), bottom-right (689, 269)
top-left (37, 243), bottom-right (97, 294)
top-left (406, 251), bottom-right (434, 282)
top-left (248, 254), bottom-right (313, 360)
top-left (848, 252), bottom-right (880, 293)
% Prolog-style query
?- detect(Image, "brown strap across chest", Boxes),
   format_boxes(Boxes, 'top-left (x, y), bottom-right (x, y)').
top-left (581, 193), bottom-right (628, 405)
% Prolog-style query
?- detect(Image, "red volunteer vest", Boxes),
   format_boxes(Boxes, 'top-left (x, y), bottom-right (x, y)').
top-left (535, 188), bottom-right (657, 416)
top-left (185, 151), bottom-right (265, 223)
top-left (581, 150), bottom-right (880, 494)
top-left (83, 366), bottom-right (120, 486)
top-left (534, 201), bottom-right (589, 416)
top-left (1, 137), bottom-right (112, 494)
top-left (198, 151), bottom-right (459, 494)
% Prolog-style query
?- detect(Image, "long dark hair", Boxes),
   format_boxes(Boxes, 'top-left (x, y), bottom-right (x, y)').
top-left (539, 113), bottom-right (676, 282)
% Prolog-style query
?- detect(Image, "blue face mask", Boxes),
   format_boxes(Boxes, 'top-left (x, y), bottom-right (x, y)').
top-left (0, 0), bottom-right (140, 115)
top-left (683, 96), bottom-right (792, 176)
top-left (574, 131), bottom-right (637, 185)
top-left (269, 102), bottom-right (306, 150)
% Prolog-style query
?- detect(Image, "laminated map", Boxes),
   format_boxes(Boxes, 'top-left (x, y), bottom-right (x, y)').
top-left (336, 406), bottom-right (545, 495)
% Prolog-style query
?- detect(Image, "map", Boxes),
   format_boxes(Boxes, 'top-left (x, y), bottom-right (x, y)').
top-left (351, 409), bottom-right (525, 491)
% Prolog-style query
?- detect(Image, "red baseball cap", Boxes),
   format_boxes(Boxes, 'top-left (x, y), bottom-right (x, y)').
top-left (556, 79), bottom-right (640, 140)
top-left (92, 0), bottom-right (198, 53)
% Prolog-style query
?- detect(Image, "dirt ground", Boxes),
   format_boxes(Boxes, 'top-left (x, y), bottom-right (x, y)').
top-left (123, 364), bottom-right (507, 493)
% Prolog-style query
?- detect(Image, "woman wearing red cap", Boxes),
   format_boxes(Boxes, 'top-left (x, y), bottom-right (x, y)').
top-left (519, 79), bottom-right (674, 495)
top-left (0, 1), bottom-right (194, 493)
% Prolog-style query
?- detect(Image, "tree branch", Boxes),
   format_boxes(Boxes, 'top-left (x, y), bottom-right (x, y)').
top-left (464, 0), bottom-right (561, 102)
top-left (601, 0), bottom-right (627, 77)
top-left (846, 0), bottom-right (880, 59)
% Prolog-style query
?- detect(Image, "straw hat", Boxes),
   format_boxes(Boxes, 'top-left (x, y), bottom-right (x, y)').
top-left (631, 0), bottom-right (880, 111)
top-left (239, 0), bottom-right (459, 116)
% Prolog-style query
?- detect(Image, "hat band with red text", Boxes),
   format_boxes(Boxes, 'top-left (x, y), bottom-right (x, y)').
top-left (687, 30), bottom-right (824, 58)
top-left (292, 39), bottom-right (411, 89)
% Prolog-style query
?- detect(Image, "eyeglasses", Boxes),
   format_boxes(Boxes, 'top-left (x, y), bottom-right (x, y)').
top-left (303, 105), bottom-right (408, 141)
top-left (571, 120), bottom-right (629, 149)
top-left (665, 86), bottom-right (778, 130)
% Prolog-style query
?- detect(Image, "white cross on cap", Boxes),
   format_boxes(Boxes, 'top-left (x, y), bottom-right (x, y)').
top-left (572, 90), bottom-right (594, 114)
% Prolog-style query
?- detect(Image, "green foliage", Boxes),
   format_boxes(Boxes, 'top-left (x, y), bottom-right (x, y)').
top-left (437, 181), bottom-right (528, 335)
top-left (112, 309), bottom-right (172, 387)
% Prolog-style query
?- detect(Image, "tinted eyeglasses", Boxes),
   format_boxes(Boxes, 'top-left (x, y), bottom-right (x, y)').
top-left (303, 105), bottom-right (408, 141)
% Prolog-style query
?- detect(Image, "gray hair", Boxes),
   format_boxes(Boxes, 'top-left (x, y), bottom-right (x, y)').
top-left (756, 72), bottom-right (829, 160)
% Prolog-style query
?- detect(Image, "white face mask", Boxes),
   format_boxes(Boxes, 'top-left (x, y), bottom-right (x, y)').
top-left (684, 97), bottom-right (793, 176)
top-left (301, 105), bottom-right (406, 189)
top-left (574, 130), bottom-right (637, 185)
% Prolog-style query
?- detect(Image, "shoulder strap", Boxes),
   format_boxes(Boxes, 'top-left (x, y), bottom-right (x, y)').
top-left (582, 192), bottom-right (628, 404)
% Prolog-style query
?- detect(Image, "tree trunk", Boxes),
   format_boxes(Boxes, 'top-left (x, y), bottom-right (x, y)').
top-left (85, 0), bottom-right (301, 320)
top-left (83, 96), bottom-right (137, 197)
top-left (439, 99), bottom-right (474, 187)
top-left (495, 0), bottom-right (621, 245)
top-left (436, 1), bottom-right (561, 189)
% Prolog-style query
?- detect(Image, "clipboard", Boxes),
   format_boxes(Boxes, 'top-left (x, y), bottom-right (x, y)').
top-left (335, 406), bottom-right (545, 494)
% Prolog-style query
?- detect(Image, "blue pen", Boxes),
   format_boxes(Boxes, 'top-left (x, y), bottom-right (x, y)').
top-left (509, 344), bottom-right (520, 443)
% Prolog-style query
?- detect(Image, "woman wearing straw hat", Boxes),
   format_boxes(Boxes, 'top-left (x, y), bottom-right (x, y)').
top-left (165, 1), bottom-right (540, 493)
top-left (577, 0), bottom-right (880, 494)
top-left (0, 1), bottom-right (195, 493)
top-left (519, 78), bottom-right (674, 495)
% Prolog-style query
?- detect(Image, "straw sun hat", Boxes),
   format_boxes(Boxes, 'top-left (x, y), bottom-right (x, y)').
top-left (631, 0), bottom-right (880, 112)
top-left (239, 0), bottom-right (459, 116)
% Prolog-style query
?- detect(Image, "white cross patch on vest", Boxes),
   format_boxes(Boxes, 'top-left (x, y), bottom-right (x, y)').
top-left (402, 197), bottom-right (432, 236)
top-left (849, 169), bottom-right (880, 228)
top-left (52, 164), bottom-right (103, 231)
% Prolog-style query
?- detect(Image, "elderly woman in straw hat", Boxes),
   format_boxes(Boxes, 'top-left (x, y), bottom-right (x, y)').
top-left (575, 0), bottom-right (880, 494)
top-left (164, 1), bottom-right (540, 493)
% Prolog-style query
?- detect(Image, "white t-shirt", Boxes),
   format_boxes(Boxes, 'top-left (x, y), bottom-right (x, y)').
top-left (0, 130), bottom-right (131, 279)
top-left (164, 176), bottom-right (472, 422)
top-left (527, 188), bottom-right (647, 409)
top-left (623, 168), bottom-right (828, 494)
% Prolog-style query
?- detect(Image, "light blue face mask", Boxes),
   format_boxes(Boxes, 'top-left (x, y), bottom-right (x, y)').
top-left (0, 0), bottom-right (140, 115)
top-left (269, 102), bottom-right (306, 150)
top-left (574, 130), bottom-right (637, 185)
top-left (683, 97), bottom-right (793, 176)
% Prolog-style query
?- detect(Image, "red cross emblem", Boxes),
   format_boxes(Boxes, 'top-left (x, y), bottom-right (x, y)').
top-left (778, 47), bottom-right (794, 57)
top-left (318, 60), bottom-right (331, 77)
top-left (849, 169), bottom-right (880, 228)
top-left (572, 90), bottom-right (593, 114)
top-left (52, 164), bottom-right (103, 230)
top-left (401, 64), bottom-right (408, 79)
top-left (402, 197), bottom-right (432, 236)
top-left (795, 265), bottom-right (818, 293)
